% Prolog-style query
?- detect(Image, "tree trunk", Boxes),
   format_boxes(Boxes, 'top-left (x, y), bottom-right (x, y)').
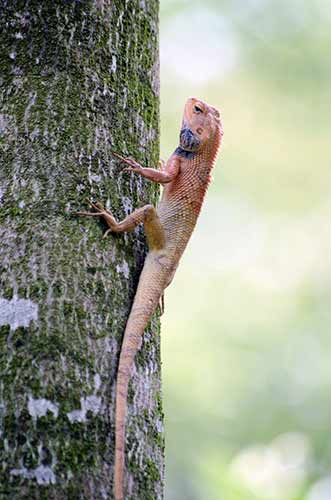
top-left (0, 1), bottom-right (163, 498)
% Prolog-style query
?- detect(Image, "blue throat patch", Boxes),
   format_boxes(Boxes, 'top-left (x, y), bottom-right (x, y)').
top-left (179, 127), bottom-right (200, 151)
top-left (174, 147), bottom-right (196, 159)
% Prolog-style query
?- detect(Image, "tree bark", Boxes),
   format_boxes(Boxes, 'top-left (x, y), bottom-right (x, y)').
top-left (0, 1), bottom-right (163, 499)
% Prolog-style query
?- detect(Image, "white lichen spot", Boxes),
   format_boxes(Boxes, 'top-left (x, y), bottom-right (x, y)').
top-left (94, 373), bottom-right (101, 391)
top-left (9, 51), bottom-right (16, 60)
top-left (67, 395), bottom-right (102, 423)
top-left (66, 408), bottom-right (85, 423)
top-left (156, 419), bottom-right (163, 433)
top-left (0, 296), bottom-right (38, 331)
top-left (85, 395), bottom-right (102, 413)
top-left (0, 113), bottom-right (8, 134)
top-left (111, 55), bottom-right (117, 72)
top-left (89, 173), bottom-right (101, 183)
top-left (10, 465), bottom-right (56, 485)
top-left (24, 92), bottom-right (36, 128)
top-left (15, 32), bottom-right (23, 40)
top-left (134, 113), bottom-right (155, 148)
top-left (122, 196), bottom-right (133, 215)
top-left (116, 261), bottom-right (130, 279)
top-left (28, 396), bottom-right (59, 419)
top-left (32, 179), bottom-right (40, 198)
top-left (122, 87), bottom-right (128, 110)
top-left (18, 200), bottom-right (25, 209)
top-left (30, 127), bottom-right (40, 140)
top-left (104, 336), bottom-right (117, 354)
top-left (34, 465), bottom-right (56, 485)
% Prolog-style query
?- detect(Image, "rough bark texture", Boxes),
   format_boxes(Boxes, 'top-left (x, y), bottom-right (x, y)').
top-left (0, 1), bottom-right (163, 499)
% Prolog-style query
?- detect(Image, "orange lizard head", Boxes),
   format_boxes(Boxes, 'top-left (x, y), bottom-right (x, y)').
top-left (179, 97), bottom-right (223, 153)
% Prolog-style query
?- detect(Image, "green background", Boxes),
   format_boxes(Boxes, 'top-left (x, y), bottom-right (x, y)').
top-left (159, 1), bottom-right (331, 499)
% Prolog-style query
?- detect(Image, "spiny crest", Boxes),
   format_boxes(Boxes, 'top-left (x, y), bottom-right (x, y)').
top-left (210, 118), bottom-right (223, 166)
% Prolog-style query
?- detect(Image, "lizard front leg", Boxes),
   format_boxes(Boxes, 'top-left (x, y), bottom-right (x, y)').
top-left (111, 151), bottom-right (180, 184)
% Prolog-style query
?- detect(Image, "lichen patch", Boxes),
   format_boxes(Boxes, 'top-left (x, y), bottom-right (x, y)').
top-left (0, 296), bottom-right (38, 331)
top-left (10, 465), bottom-right (56, 485)
top-left (28, 396), bottom-right (59, 419)
top-left (67, 395), bottom-right (102, 423)
top-left (116, 261), bottom-right (130, 279)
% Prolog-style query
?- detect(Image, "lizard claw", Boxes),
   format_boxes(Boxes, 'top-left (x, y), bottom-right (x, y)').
top-left (122, 166), bottom-right (136, 173)
top-left (121, 159), bottom-right (142, 173)
top-left (85, 199), bottom-right (108, 212)
top-left (111, 150), bottom-right (143, 171)
top-left (74, 200), bottom-right (109, 217)
top-left (103, 228), bottom-right (112, 239)
top-left (94, 201), bottom-right (106, 211)
top-left (158, 159), bottom-right (166, 171)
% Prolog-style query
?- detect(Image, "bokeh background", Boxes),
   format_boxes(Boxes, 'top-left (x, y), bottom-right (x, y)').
top-left (159, 1), bottom-right (331, 499)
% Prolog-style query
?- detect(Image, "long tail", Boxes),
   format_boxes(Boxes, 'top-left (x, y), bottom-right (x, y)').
top-left (114, 257), bottom-right (163, 500)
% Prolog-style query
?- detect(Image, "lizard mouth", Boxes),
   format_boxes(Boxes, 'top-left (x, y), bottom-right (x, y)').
top-left (179, 127), bottom-right (201, 152)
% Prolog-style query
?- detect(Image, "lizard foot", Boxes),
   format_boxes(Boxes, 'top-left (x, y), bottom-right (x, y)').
top-left (111, 151), bottom-right (143, 172)
top-left (74, 200), bottom-right (116, 238)
top-left (74, 200), bottom-right (103, 217)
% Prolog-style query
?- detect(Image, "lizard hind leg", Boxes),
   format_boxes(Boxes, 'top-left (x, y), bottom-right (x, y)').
top-left (104, 203), bottom-right (166, 251)
top-left (75, 201), bottom-right (165, 246)
top-left (143, 205), bottom-right (166, 251)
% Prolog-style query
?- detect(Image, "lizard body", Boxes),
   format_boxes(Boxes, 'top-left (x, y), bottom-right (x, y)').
top-left (76, 97), bottom-right (223, 500)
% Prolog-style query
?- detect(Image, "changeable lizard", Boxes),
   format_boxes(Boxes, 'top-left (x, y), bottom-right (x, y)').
top-left (76, 97), bottom-right (223, 500)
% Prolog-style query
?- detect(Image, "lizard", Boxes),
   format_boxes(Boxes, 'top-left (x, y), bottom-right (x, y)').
top-left (75, 97), bottom-right (223, 500)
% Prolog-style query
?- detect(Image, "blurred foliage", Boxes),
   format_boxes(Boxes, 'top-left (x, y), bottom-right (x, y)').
top-left (160, 1), bottom-right (331, 499)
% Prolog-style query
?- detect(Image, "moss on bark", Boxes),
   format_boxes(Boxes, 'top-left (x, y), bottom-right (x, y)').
top-left (0, 1), bottom-right (163, 498)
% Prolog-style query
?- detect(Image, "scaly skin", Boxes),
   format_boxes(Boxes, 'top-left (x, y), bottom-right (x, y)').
top-left (76, 97), bottom-right (223, 500)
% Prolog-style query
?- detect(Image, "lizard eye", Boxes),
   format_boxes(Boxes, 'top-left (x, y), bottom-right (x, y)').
top-left (193, 105), bottom-right (203, 114)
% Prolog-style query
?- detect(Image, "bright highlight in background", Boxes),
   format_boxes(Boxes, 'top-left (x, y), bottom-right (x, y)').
top-left (161, 8), bottom-right (238, 84)
top-left (160, 1), bottom-right (331, 499)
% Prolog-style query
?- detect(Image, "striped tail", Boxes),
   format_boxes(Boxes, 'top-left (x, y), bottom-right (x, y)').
top-left (114, 256), bottom-right (164, 500)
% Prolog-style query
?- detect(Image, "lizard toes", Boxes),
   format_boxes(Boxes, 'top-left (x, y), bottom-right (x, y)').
top-left (84, 199), bottom-right (101, 211)
top-left (94, 201), bottom-right (105, 211)
top-left (103, 228), bottom-right (112, 238)
top-left (125, 157), bottom-right (141, 168)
